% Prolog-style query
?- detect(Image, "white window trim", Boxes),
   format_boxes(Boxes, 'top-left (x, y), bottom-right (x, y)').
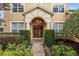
top-left (10, 21), bottom-right (25, 32)
top-left (10, 3), bottom-right (25, 13)
top-left (51, 3), bottom-right (64, 14)
top-left (50, 21), bottom-right (64, 32)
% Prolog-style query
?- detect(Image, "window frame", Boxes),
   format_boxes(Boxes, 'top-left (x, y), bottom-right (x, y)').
top-left (10, 3), bottom-right (25, 13)
top-left (52, 4), bottom-right (64, 13)
top-left (0, 24), bottom-right (4, 32)
top-left (0, 27), bottom-right (4, 32)
top-left (10, 21), bottom-right (25, 32)
top-left (51, 21), bottom-right (64, 33)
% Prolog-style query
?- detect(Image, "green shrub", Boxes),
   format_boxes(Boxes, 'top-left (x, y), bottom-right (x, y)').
top-left (63, 9), bottom-right (79, 40)
top-left (0, 50), bottom-right (4, 56)
top-left (0, 42), bottom-right (33, 56)
top-left (2, 50), bottom-right (16, 56)
top-left (1, 43), bottom-right (17, 56)
top-left (19, 30), bottom-right (31, 45)
top-left (51, 44), bottom-right (77, 56)
top-left (15, 43), bottom-right (33, 56)
top-left (20, 30), bottom-right (31, 46)
top-left (44, 30), bottom-right (55, 47)
top-left (22, 40), bottom-right (30, 48)
top-left (0, 32), bottom-right (19, 35)
top-left (7, 43), bottom-right (16, 50)
top-left (24, 48), bottom-right (33, 56)
top-left (16, 43), bottom-right (33, 56)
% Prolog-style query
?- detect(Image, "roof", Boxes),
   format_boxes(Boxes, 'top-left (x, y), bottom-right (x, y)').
top-left (23, 7), bottom-right (53, 16)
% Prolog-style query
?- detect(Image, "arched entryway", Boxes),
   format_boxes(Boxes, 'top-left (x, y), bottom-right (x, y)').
top-left (31, 17), bottom-right (46, 39)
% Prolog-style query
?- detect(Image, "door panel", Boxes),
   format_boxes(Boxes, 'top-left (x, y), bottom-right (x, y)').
top-left (33, 25), bottom-right (43, 38)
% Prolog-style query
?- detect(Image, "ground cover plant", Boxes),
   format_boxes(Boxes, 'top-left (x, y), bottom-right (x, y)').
top-left (0, 40), bottom-right (33, 56)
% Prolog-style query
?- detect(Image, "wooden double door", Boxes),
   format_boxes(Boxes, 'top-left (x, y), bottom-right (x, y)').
top-left (31, 17), bottom-right (45, 38)
top-left (33, 24), bottom-right (44, 38)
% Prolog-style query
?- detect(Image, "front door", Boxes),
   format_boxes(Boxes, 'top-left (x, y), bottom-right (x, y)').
top-left (33, 25), bottom-right (43, 38)
top-left (31, 17), bottom-right (45, 38)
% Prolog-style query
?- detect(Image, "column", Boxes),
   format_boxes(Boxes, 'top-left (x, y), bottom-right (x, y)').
top-left (47, 22), bottom-right (51, 29)
top-left (26, 22), bottom-right (30, 30)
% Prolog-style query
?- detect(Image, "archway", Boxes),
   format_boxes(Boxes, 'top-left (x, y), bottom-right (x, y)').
top-left (31, 17), bottom-right (46, 39)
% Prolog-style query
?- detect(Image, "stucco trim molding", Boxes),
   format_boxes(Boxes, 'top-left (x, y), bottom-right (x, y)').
top-left (23, 7), bottom-right (53, 16)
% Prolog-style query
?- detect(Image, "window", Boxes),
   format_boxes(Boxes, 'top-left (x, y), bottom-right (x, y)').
top-left (0, 28), bottom-right (3, 32)
top-left (53, 5), bottom-right (58, 12)
top-left (12, 22), bottom-right (25, 32)
top-left (53, 4), bottom-right (64, 13)
top-left (59, 5), bottom-right (64, 12)
top-left (53, 22), bottom-right (63, 32)
top-left (12, 3), bottom-right (24, 12)
top-left (0, 22), bottom-right (3, 26)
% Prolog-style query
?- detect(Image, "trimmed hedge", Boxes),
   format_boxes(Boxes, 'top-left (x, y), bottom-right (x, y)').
top-left (19, 30), bottom-right (31, 45)
top-left (44, 30), bottom-right (55, 47)
top-left (0, 32), bottom-right (19, 35)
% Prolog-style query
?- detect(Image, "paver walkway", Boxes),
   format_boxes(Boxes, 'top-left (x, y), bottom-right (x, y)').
top-left (32, 39), bottom-right (45, 56)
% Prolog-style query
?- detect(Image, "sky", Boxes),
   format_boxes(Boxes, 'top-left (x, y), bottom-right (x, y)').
top-left (68, 3), bottom-right (79, 10)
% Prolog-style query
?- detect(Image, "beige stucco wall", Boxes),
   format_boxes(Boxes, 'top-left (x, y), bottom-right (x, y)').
top-left (4, 10), bottom-right (24, 32)
top-left (51, 3), bottom-right (68, 21)
top-left (3, 3), bottom-right (70, 32)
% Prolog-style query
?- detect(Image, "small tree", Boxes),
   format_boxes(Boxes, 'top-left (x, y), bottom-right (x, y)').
top-left (63, 9), bottom-right (79, 40)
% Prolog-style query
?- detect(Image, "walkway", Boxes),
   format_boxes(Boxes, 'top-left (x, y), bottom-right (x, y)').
top-left (32, 39), bottom-right (45, 56)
